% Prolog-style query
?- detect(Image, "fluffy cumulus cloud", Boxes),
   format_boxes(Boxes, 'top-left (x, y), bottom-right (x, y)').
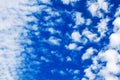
top-left (82, 28), bottom-right (98, 42)
top-left (66, 43), bottom-right (77, 50)
top-left (87, 0), bottom-right (110, 17)
top-left (109, 32), bottom-right (120, 49)
top-left (74, 12), bottom-right (85, 26)
top-left (1, 0), bottom-right (120, 80)
top-left (113, 17), bottom-right (120, 32)
top-left (47, 36), bottom-right (61, 46)
top-left (82, 47), bottom-right (97, 60)
top-left (97, 17), bottom-right (109, 37)
top-left (71, 31), bottom-right (81, 42)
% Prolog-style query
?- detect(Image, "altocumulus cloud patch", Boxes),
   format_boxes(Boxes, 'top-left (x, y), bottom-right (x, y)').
top-left (0, 0), bottom-right (120, 80)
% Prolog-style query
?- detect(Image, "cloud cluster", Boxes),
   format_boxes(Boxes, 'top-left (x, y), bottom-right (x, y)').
top-left (82, 0), bottom-right (120, 80)
top-left (83, 49), bottom-right (120, 80)
top-left (1, 0), bottom-right (120, 80)
top-left (0, 0), bottom-right (38, 80)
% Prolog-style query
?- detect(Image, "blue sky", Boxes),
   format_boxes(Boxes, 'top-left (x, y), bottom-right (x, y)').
top-left (0, 0), bottom-right (120, 80)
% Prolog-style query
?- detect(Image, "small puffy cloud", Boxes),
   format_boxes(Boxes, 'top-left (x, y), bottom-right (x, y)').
top-left (65, 43), bottom-right (83, 50)
top-left (84, 68), bottom-right (95, 80)
top-left (71, 31), bottom-right (81, 42)
top-left (86, 19), bottom-right (92, 26)
top-left (97, 0), bottom-right (109, 12)
top-left (74, 12), bottom-right (85, 26)
top-left (59, 70), bottom-right (66, 75)
top-left (48, 36), bottom-right (61, 46)
top-left (112, 17), bottom-right (120, 32)
top-left (82, 47), bottom-right (97, 60)
top-left (87, 0), bottom-right (109, 17)
top-left (73, 69), bottom-right (80, 74)
top-left (97, 17), bottom-right (110, 38)
top-left (82, 28), bottom-right (98, 42)
top-left (40, 56), bottom-right (49, 62)
top-left (87, 2), bottom-right (99, 17)
top-left (65, 43), bottom-right (77, 50)
top-left (109, 32), bottom-right (120, 49)
top-left (47, 28), bottom-right (56, 34)
top-left (113, 17), bottom-right (120, 26)
top-left (114, 7), bottom-right (120, 17)
top-left (46, 27), bottom-right (60, 34)
top-left (66, 56), bottom-right (72, 61)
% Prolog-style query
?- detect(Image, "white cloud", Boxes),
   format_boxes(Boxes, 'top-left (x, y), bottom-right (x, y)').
top-left (82, 49), bottom-right (120, 80)
top-left (87, 0), bottom-right (109, 17)
top-left (83, 15), bottom-right (120, 78)
top-left (65, 42), bottom-right (83, 50)
top-left (86, 19), bottom-right (92, 26)
top-left (71, 31), bottom-right (81, 42)
top-left (97, 0), bottom-right (109, 12)
top-left (74, 12), bottom-right (85, 26)
top-left (61, 0), bottom-right (78, 5)
top-left (0, 0), bottom-right (27, 10)
top-left (84, 68), bottom-right (95, 80)
top-left (114, 7), bottom-right (120, 17)
top-left (47, 28), bottom-right (56, 34)
top-left (46, 27), bottom-right (60, 34)
top-left (99, 50), bottom-right (120, 74)
top-left (109, 32), bottom-right (120, 49)
top-left (59, 70), bottom-right (66, 75)
top-left (106, 62), bottom-right (120, 74)
top-left (65, 43), bottom-right (77, 50)
top-left (82, 47), bottom-right (97, 60)
top-left (40, 56), bottom-right (49, 62)
top-left (40, 0), bottom-right (51, 4)
top-left (99, 70), bottom-right (119, 80)
top-left (0, 0), bottom-right (38, 80)
top-left (1, 0), bottom-right (119, 80)
top-left (61, 0), bottom-right (70, 5)
top-left (87, 2), bottom-right (98, 17)
top-left (112, 17), bottom-right (120, 32)
top-left (82, 28), bottom-right (98, 42)
top-left (66, 56), bottom-right (72, 61)
top-left (73, 69), bottom-right (80, 74)
top-left (48, 36), bottom-right (61, 46)
top-left (97, 17), bottom-right (110, 39)
top-left (82, 78), bottom-right (87, 80)
top-left (99, 49), bottom-right (119, 62)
